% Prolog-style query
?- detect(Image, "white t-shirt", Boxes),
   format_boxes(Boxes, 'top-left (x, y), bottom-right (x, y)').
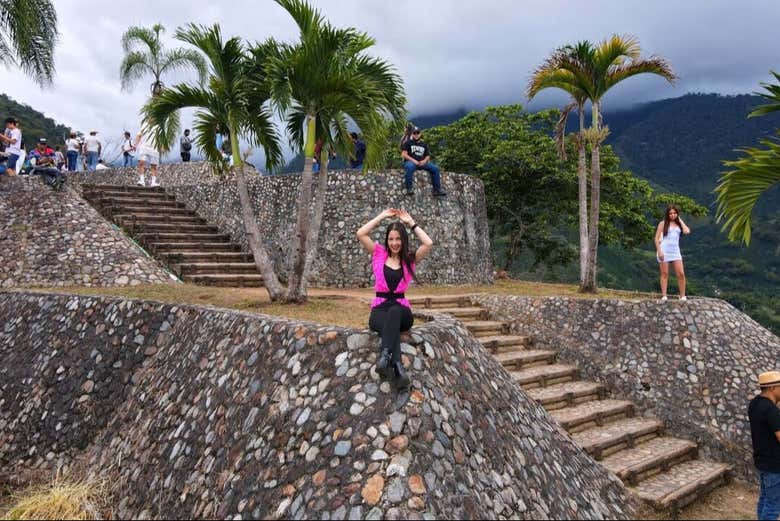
top-left (5, 128), bottom-right (22, 155)
top-left (84, 135), bottom-right (101, 152)
top-left (122, 138), bottom-right (134, 153)
top-left (66, 138), bottom-right (80, 152)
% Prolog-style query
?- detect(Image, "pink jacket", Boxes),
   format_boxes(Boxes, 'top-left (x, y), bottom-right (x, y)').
top-left (370, 243), bottom-right (414, 309)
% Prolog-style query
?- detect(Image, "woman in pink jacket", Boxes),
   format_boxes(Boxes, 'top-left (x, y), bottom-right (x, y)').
top-left (357, 209), bottom-right (433, 389)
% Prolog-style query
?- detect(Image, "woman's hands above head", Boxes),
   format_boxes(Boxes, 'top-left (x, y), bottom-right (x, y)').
top-left (396, 209), bottom-right (415, 227)
top-left (381, 208), bottom-right (398, 220)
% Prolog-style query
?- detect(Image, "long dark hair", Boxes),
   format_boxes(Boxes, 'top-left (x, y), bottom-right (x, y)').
top-left (663, 205), bottom-right (682, 237)
top-left (385, 222), bottom-right (418, 283)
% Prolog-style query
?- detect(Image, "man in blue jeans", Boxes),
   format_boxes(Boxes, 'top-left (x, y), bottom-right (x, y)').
top-left (401, 127), bottom-right (446, 197)
top-left (750, 370), bottom-right (780, 520)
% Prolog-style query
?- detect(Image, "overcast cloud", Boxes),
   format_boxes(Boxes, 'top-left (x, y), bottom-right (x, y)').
top-left (3, 0), bottom-right (779, 156)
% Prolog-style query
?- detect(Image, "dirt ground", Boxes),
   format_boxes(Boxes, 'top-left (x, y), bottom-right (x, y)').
top-left (636, 480), bottom-right (758, 520)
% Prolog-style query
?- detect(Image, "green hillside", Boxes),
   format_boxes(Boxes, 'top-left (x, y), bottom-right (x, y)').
top-left (0, 93), bottom-right (71, 148)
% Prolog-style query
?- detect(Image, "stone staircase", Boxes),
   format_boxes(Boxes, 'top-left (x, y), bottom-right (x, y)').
top-left (82, 184), bottom-right (263, 287)
top-left (409, 294), bottom-right (732, 515)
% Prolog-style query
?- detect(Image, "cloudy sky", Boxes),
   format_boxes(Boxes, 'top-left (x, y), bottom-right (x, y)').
top-left (3, 0), bottom-right (779, 153)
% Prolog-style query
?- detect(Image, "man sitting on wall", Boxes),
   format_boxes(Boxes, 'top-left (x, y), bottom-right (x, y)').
top-left (401, 127), bottom-right (446, 197)
top-left (29, 138), bottom-right (64, 190)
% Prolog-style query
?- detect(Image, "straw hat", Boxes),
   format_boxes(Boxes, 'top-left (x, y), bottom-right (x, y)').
top-left (759, 371), bottom-right (780, 388)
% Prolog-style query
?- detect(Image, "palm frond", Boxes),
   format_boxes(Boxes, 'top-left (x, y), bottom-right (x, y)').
top-left (119, 51), bottom-right (154, 91)
top-left (159, 47), bottom-right (208, 85)
top-left (604, 56), bottom-right (677, 91)
top-left (274, 0), bottom-right (324, 37)
top-left (142, 83), bottom-right (214, 151)
top-left (594, 34), bottom-right (640, 75)
top-left (121, 24), bottom-right (162, 55)
top-left (716, 134), bottom-right (780, 244)
top-left (0, 0), bottom-right (58, 85)
top-left (749, 71), bottom-right (780, 117)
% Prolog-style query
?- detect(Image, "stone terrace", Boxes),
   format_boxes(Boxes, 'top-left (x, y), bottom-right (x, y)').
top-left (0, 291), bottom-right (632, 519)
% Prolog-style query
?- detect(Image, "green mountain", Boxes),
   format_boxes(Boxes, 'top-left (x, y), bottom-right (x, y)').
top-left (0, 93), bottom-right (71, 148)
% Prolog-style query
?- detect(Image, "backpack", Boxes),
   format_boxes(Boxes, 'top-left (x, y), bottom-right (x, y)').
top-left (182, 137), bottom-right (192, 151)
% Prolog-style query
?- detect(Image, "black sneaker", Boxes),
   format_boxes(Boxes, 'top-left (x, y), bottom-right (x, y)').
top-left (432, 190), bottom-right (447, 197)
top-left (405, 188), bottom-right (414, 196)
top-left (393, 362), bottom-right (410, 390)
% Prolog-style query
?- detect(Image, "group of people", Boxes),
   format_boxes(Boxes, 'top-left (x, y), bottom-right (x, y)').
top-left (64, 130), bottom-right (108, 172)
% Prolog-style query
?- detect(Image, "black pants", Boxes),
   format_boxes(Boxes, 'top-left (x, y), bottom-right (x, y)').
top-left (369, 304), bottom-right (414, 363)
top-left (181, 151), bottom-right (191, 162)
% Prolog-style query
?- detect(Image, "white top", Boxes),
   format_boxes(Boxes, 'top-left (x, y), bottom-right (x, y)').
top-left (5, 128), bottom-right (21, 155)
top-left (84, 135), bottom-right (101, 152)
top-left (66, 138), bottom-right (80, 152)
top-left (135, 128), bottom-right (157, 150)
top-left (122, 138), bottom-right (134, 153)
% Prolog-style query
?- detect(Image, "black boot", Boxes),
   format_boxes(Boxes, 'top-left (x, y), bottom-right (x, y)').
top-left (376, 349), bottom-right (392, 379)
top-left (393, 361), bottom-right (410, 390)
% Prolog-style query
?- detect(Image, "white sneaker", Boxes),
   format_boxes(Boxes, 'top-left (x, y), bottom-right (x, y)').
top-left (149, 178), bottom-right (160, 187)
top-left (137, 176), bottom-right (145, 186)
top-left (661, 296), bottom-right (668, 301)
top-left (679, 296), bottom-right (688, 301)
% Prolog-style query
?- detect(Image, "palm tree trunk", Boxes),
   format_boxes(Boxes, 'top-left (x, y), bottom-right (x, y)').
top-left (302, 146), bottom-right (330, 285)
top-left (285, 114), bottom-right (317, 303)
top-left (577, 104), bottom-right (589, 288)
top-left (582, 101), bottom-right (601, 293)
top-left (230, 128), bottom-right (285, 300)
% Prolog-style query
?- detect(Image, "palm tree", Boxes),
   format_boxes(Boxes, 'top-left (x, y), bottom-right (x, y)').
top-left (0, 0), bottom-right (58, 86)
top-left (120, 23), bottom-right (207, 96)
top-left (142, 23), bottom-right (286, 300)
top-left (529, 36), bottom-right (676, 292)
top-left (264, 0), bottom-right (406, 303)
top-left (528, 62), bottom-right (590, 288)
top-left (716, 71), bottom-right (780, 244)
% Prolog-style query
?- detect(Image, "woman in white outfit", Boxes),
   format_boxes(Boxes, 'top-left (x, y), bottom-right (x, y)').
top-left (654, 205), bottom-right (691, 301)
top-left (135, 128), bottom-right (160, 187)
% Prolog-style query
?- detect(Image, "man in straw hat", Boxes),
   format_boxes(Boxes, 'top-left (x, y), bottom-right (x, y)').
top-left (750, 370), bottom-right (780, 519)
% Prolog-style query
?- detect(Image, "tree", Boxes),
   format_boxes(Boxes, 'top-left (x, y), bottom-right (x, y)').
top-left (528, 62), bottom-right (590, 287)
top-left (0, 0), bottom-right (58, 86)
top-left (142, 23), bottom-right (286, 300)
top-left (529, 36), bottom-right (676, 291)
top-left (716, 71), bottom-right (780, 244)
top-left (263, 0), bottom-right (406, 302)
top-left (120, 23), bottom-right (207, 97)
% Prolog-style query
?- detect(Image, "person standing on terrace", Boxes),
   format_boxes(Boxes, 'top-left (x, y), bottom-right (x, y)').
top-left (357, 208), bottom-right (433, 390)
top-left (654, 205), bottom-right (691, 301)
top-left (750, 371), bottom-right (780, 520)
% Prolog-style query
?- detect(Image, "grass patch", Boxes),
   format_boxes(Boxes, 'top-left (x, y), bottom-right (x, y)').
top-left (2, 475), bottom-right (111, 520)
top-left (18, 278), bottom-right (656, 329)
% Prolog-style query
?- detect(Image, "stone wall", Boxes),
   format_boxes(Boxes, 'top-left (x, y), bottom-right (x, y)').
top-left (470, 294), bottom-right (780, 481)
top-left (0, 291), bottom-right (632, 519)
top-left (68, 163), bottom-right (494, 287)
top-left (0, 177), bottom-right (171, 288)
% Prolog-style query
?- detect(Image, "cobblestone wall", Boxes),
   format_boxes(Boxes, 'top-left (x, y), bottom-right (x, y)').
top-left (0, 291), bottom-right (631, 519)
top-left (68, 163), bottom-right (494, 287)
top-left (0, 177), bottom-right (171, 288)
top-left (471, 294), bottom-right (780, 481)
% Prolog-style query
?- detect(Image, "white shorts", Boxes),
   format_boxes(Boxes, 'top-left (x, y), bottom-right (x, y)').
top-left (137, 145), bottom-right (159, 166)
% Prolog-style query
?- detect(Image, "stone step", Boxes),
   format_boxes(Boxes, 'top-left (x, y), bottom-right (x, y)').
top-left (524, 380), bottom-right (606, 410)
top-left (96, 196), bottom-right (184, 208)
top-left (108, 204), bottom-right (192, 215)
top-left (478, 335), bottom-right (533, 352)
top-left (114, 214), bottom-right (207, 226)
top-left (601, 437), bottom-right (698, 486)
top-left (158, 251), bottom-right (254, 263)
top-left (510, 364), bottom-right (578, 389)
top-left (549, 399), bottom-right (635, 432)
top-left (175, 263), bottom-right (260, 276)
top-left (83, 184), bottom-right (165, 193)
top-left (572, 417), bottom-right (665, 459)
top-left (137, 232), bottom-right (230, 243)
top-left (149, 242), bottom-right (241, 253)
top-left (183, 273), bottom-right (264, 287)
top-left (86, 190), bottom-right (172, 200)
top-left (408, 295), bottom-right (471, 308)
top-left (431, 307), bottom-right (488, 320)
top-left (128, 223), bottom-right (219, 234)
top-left (494, 349), bottom-right (557, 370)
top-left (629, 460), bottom-right (731, 512)
top-left (465, 320), bottom-right (509, 337)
